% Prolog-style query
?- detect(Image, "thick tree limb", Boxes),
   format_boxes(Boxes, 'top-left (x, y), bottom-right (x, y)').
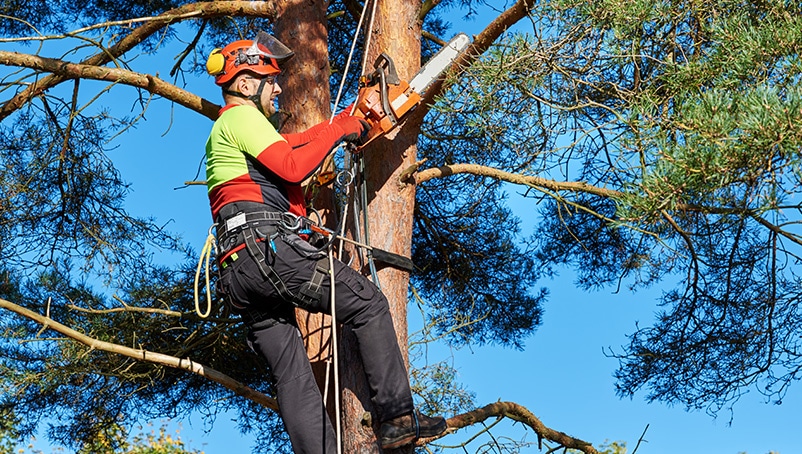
top-left (416, 0), bottom-right (536, 117)
top-left (414, 162), bottom-right (623, 199)
top-left (414, 162), bottom-right (802, 247)
top-left (2, 297), bottom-right (600, 451)
top-left (0, 0), bottom-right (277, 120)
top-left (418, 0), bottom-right (444, 22)
top-left (0, 51), bottom-right (221, 120)
top-left (419, 401), bottom-right (598, 454)
top-left (0, 297), bottom-right (278, 411)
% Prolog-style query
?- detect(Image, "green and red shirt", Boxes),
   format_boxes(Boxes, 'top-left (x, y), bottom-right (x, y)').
top-left (205, 104), bottom-right (350, 219)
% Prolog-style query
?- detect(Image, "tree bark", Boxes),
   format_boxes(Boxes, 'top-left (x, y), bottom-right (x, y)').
top-left (273, 0), bottom-right (340, 418)
top-left (272, 0), bottom-right (422, 450)
top-left (339, 0), bottom-right (423, 452)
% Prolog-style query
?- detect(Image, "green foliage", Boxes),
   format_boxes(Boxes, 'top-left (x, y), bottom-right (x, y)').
top-left (0, 408), bottom-right (20, 454)
top-left (0, 101), bottom-right (187, 285)
top-left (121, 423), bottom-right (203, 454)
top-left (408, 323), bottom-right (476, 417)
top-left (0, 421), bottom-right (202, 454)
top-left (624, 86), bottom-right (802, 218)
top-left (413, 33), bottom-right (554, 348)
top-left (0, 261), bottom-right (286, 450)
top-left (596, 440), bottom-right (627, 454)
top-left (412, 181), bottom-right (546, 348)
top-left (418, 0), bottom-right (802, 417)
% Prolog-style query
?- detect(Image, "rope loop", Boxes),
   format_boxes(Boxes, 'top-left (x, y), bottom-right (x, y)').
top-left (194, 224), bottom-right (217, 318)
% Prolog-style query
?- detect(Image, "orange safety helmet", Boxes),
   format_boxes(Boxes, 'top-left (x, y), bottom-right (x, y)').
top-left (206, 31), bottom-right (294, 86)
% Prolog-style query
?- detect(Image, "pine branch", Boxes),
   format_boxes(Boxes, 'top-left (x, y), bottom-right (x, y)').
top-left (0, 297), bottom-right (278, 411)
top-left (413, 162), bottom-right (802, 248)
top-left (0, 51), bottom-right (220, 120)
top-left (421, 401), bottom-right (599, 454)
top-left (0, 0), bottom-right (278, 120)
top-left (414, 162), bottom-right (622, 199)
top-left (415, 0), bottom-right (536, 120)
top-left (3, 297), bottom-right (599, 452)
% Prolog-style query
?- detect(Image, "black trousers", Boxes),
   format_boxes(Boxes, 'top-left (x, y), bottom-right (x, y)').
top-left (219, 232), bottom-right (414, 454)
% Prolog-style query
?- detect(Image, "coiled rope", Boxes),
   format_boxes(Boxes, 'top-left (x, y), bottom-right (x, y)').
top-left (194, 226), bottom-right (217, 318)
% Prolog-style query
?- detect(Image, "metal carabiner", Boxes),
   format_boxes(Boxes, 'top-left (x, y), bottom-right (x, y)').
top-left (336, 169), bottom-right (354, 188)
top-left (207, 224), bottom-right (219, 255)
top-left (280, 212), bottom-right (303, 232)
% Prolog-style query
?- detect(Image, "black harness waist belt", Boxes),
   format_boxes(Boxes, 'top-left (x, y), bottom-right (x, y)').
top-left (216, 210), bottom-right (283, 253)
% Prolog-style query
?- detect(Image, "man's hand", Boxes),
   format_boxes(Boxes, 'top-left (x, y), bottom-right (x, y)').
top-left (338, 116), bottom-right (371, 147)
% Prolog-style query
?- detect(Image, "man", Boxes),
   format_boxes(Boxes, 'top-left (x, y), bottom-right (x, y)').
top-left (203, 31), bottom-right (447, 453)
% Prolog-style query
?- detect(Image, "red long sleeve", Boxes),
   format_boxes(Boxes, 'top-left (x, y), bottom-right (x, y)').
top-left (282, 106), bottom-right (355, 147)
top-left (257, 122), bottom-right (349, 183)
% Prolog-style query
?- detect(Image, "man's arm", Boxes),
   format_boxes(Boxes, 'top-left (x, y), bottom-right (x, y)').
top-left (282, 106), bottom-right (355, 147)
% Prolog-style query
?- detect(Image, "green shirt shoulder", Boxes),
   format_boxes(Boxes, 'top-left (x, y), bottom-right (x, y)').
top-left (205, 105), bottom-right (284, 191)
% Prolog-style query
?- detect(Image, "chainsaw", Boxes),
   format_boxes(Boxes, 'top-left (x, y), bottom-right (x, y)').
top-left (350, 32), bottom-right (471, 147)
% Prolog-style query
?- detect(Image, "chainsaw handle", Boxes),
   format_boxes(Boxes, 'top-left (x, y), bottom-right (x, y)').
top-left (372, 53), bottom-right (400, 85)
top-left (356, 53), bottom-right (400, 129)
top-left (376, 66), bottom-right (398, 126)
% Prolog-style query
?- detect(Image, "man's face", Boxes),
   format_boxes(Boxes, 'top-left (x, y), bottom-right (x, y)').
top-left (257, 75), bottom-right (281, 117)
top-left (239, 74), bottom-right (281, 116)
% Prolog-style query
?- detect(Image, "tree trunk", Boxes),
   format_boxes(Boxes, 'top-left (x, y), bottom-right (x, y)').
top-left (276, 0), bottom-right (422, 451)
top-left (340, 1), bottom-right (422, 452)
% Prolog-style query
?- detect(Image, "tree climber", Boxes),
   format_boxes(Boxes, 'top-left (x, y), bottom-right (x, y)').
top-left (203, 32), bottom-right (447, 453)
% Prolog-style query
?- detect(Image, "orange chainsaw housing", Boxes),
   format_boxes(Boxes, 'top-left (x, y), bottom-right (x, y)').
top-left (352, 73), bottom-right (422, 146)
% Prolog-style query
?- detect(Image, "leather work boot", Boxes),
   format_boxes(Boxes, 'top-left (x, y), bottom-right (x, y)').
top-left (379, 411), bottom-right (447, 449)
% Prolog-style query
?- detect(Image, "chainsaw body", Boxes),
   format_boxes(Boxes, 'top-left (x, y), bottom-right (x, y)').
top-left (352, 53), bottom-right (421, 146)
top-left (349, 33), bottom-right (470, 148)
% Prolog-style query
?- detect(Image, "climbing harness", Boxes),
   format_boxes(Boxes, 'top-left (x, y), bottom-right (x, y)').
top-left (192, 202), bottom-right (412, 319)
top-left (216, 210), bottom-right (334, 311)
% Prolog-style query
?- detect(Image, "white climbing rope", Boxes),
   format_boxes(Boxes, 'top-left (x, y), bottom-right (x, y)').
top-left (194, 226), bottom-right (217, 318)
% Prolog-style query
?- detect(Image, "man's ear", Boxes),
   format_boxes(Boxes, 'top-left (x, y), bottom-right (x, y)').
top-left (233, 76), bottom-right (247, 95)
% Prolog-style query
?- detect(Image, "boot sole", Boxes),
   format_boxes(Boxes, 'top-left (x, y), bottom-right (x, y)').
top-left (380, 433), bottom-right (417, 450)
top-left (418, 421), bottom-right (447, 438)
top-left (380, 422), bottom-right (447, 449)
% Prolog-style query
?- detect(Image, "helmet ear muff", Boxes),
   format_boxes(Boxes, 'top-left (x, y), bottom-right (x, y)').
top-left (206, 48), bottom-right (225, 76)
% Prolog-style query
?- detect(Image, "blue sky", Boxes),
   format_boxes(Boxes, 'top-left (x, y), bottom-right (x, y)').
top-left (15, 3), bottom-right (802, 454)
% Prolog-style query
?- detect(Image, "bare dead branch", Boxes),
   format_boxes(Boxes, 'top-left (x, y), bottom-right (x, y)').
top-left (0, 1), bottom-right (278, 120)
top-left (414, 162), bottom-right (623, 199)
top-left (632, 424), bottom-right (649, 454)
top-left (422, 401), bottom-right (598, 454)
top-left (0, 297), bottom-right (278, 411)
top-left (421, 30), bottom-right (446, 47)
top-left (66, 300), bottom-right (236, 324)
top-left (419, 0), bottom-right (444, 22)
top-left (0, 50), bottom-right (221, 120)
top-left (171, 20), bottom-right (208, 77)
